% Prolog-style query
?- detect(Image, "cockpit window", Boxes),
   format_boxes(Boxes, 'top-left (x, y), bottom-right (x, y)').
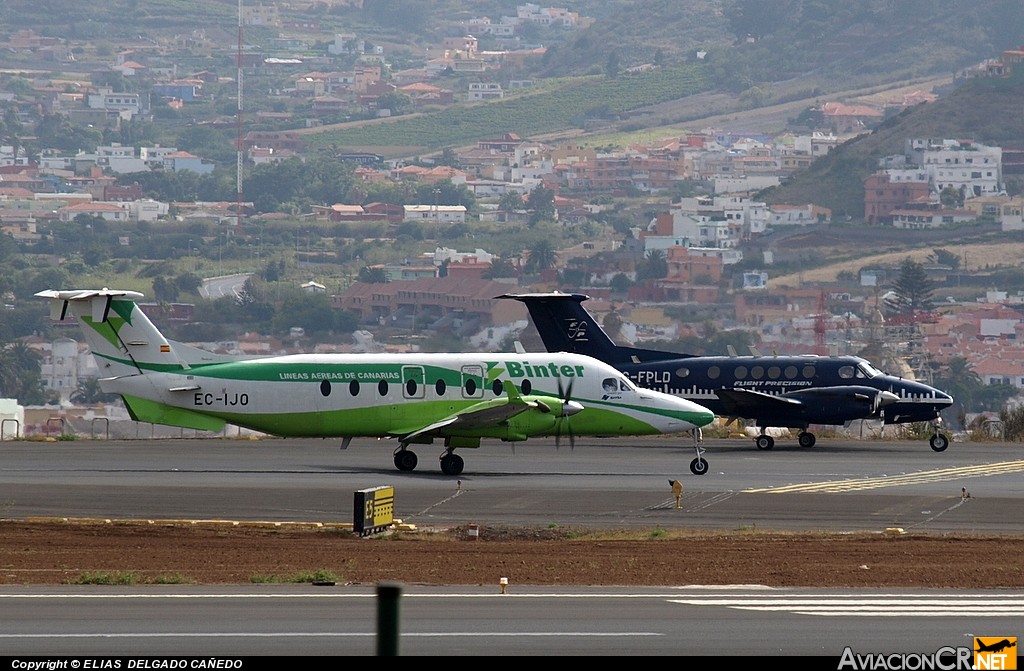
top-left (838, 365), bottom-right (855, 379)
top-left (604, 377), bottom-right (634, 392)
top-left (857, 362), bottom-right (882, 378)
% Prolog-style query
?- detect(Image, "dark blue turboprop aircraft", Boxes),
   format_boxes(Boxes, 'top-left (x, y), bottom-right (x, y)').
top-left (499, 292), bottom-right (954, 475)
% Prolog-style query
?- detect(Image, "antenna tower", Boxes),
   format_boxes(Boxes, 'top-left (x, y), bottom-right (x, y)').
top-left (235, 0), bottom-right (244, 234)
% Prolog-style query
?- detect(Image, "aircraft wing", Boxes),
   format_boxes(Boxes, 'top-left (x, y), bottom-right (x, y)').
top-left (714, 388), bottom-right (803, 417)
top-left (715, 385), bottom-right (898, 425)
top-left (395, 394), bottom-right (547, 444)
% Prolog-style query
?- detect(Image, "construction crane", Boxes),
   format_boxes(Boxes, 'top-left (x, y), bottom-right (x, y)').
top-left (814, 289), bottom-right (827, 355)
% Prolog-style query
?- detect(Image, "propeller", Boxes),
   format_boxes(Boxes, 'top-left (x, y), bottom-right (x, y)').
top-left (554, 377), bottom-right (584, 451)
top-left (874, 390), bottom-right (900, 414)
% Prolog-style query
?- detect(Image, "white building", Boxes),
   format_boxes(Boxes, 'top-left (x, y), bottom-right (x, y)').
top-left (38, 338), bottom-right (97, 404)
top-left (0, 398), bottom-right (24, 439)
top-left (125, 199), bottom-right (169, 222)
top-left (403, 205), bottom-right (467, 223)
top-left (906, 138), bottom-right (1003, 198)
top-left (467, 83), bottom-right (503, 101)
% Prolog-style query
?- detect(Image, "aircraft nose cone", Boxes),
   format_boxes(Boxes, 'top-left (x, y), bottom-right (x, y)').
top-left (562, 400), bottom-right (584, 417)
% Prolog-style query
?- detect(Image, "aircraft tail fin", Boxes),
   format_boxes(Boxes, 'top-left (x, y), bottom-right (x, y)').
top-left (496, 292), bottom-right (688, 364)
top-left (496, 292), bottom-right (623, 361)
top-left (36, 289), bottom-right (189, 377)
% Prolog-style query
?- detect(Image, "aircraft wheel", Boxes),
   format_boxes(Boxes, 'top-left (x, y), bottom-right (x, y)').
top-left (798, 432), bottom-right (816, 448)
top-left (690, 457), bottom-right (709, 476)
top-left (930, 433), bottom-right (949, 452)
top-left (440, 453), bottom-right (464, 476)
top-left (755, 435), bottom-right (774, 450)
top-left (394, 449), bottom-right (418, 472)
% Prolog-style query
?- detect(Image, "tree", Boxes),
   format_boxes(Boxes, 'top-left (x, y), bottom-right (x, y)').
top-left (637, 249), bottom-right (668, 281)
top-left (887, 257), bottom-right (934, 317)
top-left (526, 185), bottom-right (556, 225)
top-left (71, 378), bottom-right (117, 405)
top-left (376, 91), bottom-right (413, 115)
top-left (928, 248), bottom-right (961, 271)
top-left (483, 259), bottom-right (518, 279)
top-left (499, 191), bottom-right (525, 213)
top-left (939, 185), bottom-right (965, 208)
top-left (930, 356), bottom-right (981, 418)
top-left (524, 239), bottom-right (557, 274)
top-left (357, 266), bottom-right (389, 284)
top-left (609, 273), bottom-right (631, 294)
top-left (605, 50), bottom-right (621, 78)
top-left (0, 341), bottom-right (48, 404)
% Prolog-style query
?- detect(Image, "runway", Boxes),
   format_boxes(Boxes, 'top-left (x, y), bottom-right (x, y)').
top-left (2, 436), bottom-right (1023, 534)
top-left (3, 435), bottom-right (1023, 657)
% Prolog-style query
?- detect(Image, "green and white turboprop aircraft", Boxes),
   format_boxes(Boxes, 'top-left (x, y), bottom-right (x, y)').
top-left (38, 289), bottom-right (716, 475)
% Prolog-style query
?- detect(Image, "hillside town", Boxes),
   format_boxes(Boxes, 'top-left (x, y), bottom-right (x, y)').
top-left (3, 5), bottom-right (1024, 438)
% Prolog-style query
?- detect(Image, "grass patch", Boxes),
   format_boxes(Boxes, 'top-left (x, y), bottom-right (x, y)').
top-left (149, 574), bottom-right (194, 584)
top-left (250, 569), bottom-right (339, 584)
top-left (249, 574), bottom-right (280, 584)
top-left (68, 571), bottom-right (139, 585)
top-left (68, 571), bottom-right (196, 585)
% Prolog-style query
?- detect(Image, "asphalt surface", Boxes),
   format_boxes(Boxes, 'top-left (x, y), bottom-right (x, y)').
top-left (2, 435), bottom-right (1023, 534)
top-left (3, 435), bottom-right (1024, 657)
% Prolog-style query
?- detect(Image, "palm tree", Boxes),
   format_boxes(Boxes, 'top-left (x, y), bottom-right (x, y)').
top-left (71, 378), bottom-right (117, 405)
top-left (524, 239), bottom-right (558, 274)
top-left (0, 341), bottom-right (46, 404)
top-left (933, 356), bottom-right (982, 420)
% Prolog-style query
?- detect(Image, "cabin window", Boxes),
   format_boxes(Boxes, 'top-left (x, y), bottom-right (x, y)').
top-left (839, 365), bottom-right (856, 379)
top-left (751, 366), bottom-right (764, 379)
top-left (521, 379), bottom-right (532, 394)
top-left (435, 379), bottom-right (446, 395)
top-left (405, 379), bottom-right (417, 396)
top-left (461, 365), bottom-right (484, 398)
top-left (734, 366), bottom-right (748, 379)
top-left (378, 380), bottom-right (389, 396)
top-left (320, 380), bottom-right (331, 397)
top-left (802, 365), bottom-right (815, 379)
top-left (707, 366), bottom-right (720, 380)
top-left (675, 367), bottom-right (690, 378)
top-left (785, 365), bottom-right (798, 379)
top-left (349, 380), bottom-right (359, 396)
top-left (492, 379), bottom-right (504, 395)
top-left (768, 366), bottom-right (781, 379)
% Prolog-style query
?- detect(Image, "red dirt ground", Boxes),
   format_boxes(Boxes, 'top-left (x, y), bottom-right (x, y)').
top-left (1, 521), bottom-right (1022, 588)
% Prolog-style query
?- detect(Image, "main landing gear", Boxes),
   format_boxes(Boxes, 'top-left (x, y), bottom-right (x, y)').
top-left (394, 446), bottom-right (418, 472)
top-left (393, 445), bottom-right (466, 475)
top-left (689, 427), bottom-right (709, 476)
top-left (440, 448), bottom-right (465, 476)
top-left (753, 430), bottom-right (816, 450)
top-left (798, 431), bottom-right (816, 448)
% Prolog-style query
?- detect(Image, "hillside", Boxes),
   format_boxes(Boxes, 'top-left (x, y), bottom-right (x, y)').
top-left (759, 72), bottom-right (1024, 218)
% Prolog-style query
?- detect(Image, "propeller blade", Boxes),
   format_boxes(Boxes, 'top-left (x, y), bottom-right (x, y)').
top-left (555, 377), bottom-right (579, 450)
